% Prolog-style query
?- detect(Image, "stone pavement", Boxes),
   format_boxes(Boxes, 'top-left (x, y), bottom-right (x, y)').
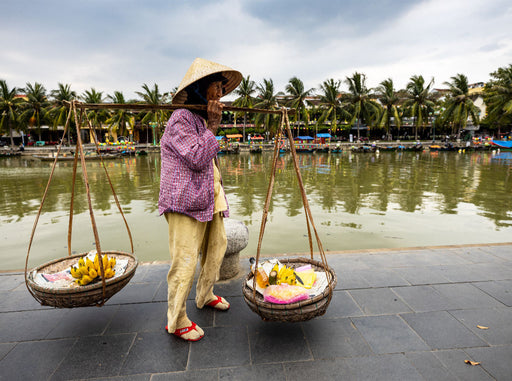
top-left (1, 243), bottom-right (511, 380)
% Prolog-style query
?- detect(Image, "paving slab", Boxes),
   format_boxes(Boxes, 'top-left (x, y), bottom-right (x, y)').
top-left (401, 311), bottom-right (488, 349)
top-left (119, 331), bottom-right (189, 375)
top-left (351, 315), bottom-right (429, 354)
top-left (432, 349), bottom-right (494, 381)
top-left (405, 351), bottom-right (458, 381)
top-left (188, 325), bottom-right (250, 369)
top-left (0, 273), bottom-right (24, 291)
top-left (391, 285), bottom-right (455, 312)
top-left (465, 344), bottom-right (512, 381)
top-left (218, 363), bottom-right (286, 381)
top-left (0, 342), bottom-right (15, 361)
top-left (317, 290), bottom-right (364, 318)
top-left (474, 279), bottom-right (512, 307)
top-left (449, 307), bottom-right (512, 345)
top-left (349, 288), bottom-right (413, 315)
top-left (0, 309), bottom-right (67, 342)
top-left (432, 282), bottom-right (506, 309)
top-left (302, 317), bottom-right (372, 359)
top-left (248, 322), bottom-right (312, 364)
top-left (152, 369), bottom-right (218, 381)
top-left (50, 333), bottom-right (136, 380)
top-left (0, 338), bottom-right (76, 381)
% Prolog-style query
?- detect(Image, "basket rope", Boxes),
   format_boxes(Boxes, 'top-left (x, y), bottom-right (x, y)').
top-left (24, 101), bottom-right (134, 307)
top-left (250, 108), bottom-right (334, 316)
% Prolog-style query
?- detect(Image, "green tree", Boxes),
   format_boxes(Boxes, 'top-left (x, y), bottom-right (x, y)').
top-left (232, 75), bottom-right (256, 142)
top-left (344, 72), bottom-right (381, 140)
top-left (135, 83), bottom-right (170, 143)
top-left (19, 82), bottom-right (49, 141)
top-left (376, 78), bottom-right (401, 140)
top-left (404, 75), bottom-right (436, 140)
top-left (483, 64), bottom-right (512, 137)
top-left (48, 83), bottom-right (77, 135)
top-left (81, 88), bottom-right (107, 143)
top-left (440, 74), bottom-right (480, 138)
top-left (0, 80), bottom-right (23, 148)
top-left (316, 79), bottom-right (346, 133)
top-left (284, 76), bottom-right (314, 137)
top-left (253, 78), bottom-right (280, 138)
top-left (106, 91), bottom-right (134, 142)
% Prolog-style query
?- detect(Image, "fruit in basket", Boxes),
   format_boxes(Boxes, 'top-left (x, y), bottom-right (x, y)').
top-left (71, 253), bottom-right (117, 285)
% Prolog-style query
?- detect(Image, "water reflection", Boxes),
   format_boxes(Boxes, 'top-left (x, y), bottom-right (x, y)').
top-left (1, 151), bottom-right (511, 270)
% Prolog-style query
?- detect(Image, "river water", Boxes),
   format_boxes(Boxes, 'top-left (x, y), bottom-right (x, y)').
top-left (1, 150), bottom-right (511, 270)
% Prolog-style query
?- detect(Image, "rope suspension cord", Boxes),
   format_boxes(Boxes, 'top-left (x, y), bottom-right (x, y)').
top-left (25, 101), bottom-right (136, 306)
top-left (24, 104), bottom-right (74, 303)
top-left (251, 108), bottom-right (333, 309)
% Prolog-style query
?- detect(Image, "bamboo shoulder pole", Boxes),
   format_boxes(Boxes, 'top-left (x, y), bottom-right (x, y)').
top-left (65, 101), bottom-right (294, 115)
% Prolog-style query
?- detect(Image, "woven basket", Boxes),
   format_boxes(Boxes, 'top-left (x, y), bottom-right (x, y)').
top-left (242, 257), bottom-right (337, 322)
top-left (26, 251), bottom-right (138, 308)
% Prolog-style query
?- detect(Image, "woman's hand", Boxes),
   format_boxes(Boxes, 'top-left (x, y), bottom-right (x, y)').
top-left (207, 100), bottom-right (223, 135)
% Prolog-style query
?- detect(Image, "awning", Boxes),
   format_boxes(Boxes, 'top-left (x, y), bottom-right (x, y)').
top-left (226, 134), bottom-right (243, 138)
top-left (215, 136), bottom-right (225, 140)
top-left (316, 133), bottom-right (332, 138)
top-left (250, 136), bottom-right (264, 140)
top-left (295, 136), bottom-right (314, 140)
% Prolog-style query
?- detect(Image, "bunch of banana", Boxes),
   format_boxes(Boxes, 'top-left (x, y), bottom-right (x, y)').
top-left (70, 253), bottom-right (116, 286)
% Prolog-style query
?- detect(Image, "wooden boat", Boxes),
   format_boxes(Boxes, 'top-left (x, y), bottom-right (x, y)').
top-left (0, 151), bottom-right (22, 158)
top-left (491, 140), bottom-right (512, 151)
top-left (33, 153), bottom-right (123, 161)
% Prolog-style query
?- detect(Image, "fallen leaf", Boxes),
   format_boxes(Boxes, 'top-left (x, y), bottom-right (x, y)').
top-left (477, 325), bottom-right (489, 330)
top-left (465, 360), bottom-right (481, 366)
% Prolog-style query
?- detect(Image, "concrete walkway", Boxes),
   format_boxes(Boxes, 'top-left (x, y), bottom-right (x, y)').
top-left (1, 244), bottom-right (511, 380)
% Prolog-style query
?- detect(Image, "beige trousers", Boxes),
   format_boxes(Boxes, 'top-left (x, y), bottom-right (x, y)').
top-left (164, 212), bottom-right (227, 332)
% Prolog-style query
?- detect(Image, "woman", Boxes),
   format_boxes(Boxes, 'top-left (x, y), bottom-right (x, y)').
top-left (158, 58), bottom-right (242, 342)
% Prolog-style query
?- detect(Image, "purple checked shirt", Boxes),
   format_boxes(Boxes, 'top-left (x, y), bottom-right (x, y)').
top-left (158, 109), bottom-right (229, 222)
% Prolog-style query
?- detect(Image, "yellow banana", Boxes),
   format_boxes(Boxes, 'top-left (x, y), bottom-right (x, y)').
top-left (86, 258), bottom-right (95, 270)
top-left (70, 267), bottom-right (82, 279)
top-left (94, 254), bottom-right (100, 272)
top-left (104, 268), bottom-right (115, 279)
top-left (79, 275), bottom-right (93, 285)
top-left (88, 267), bottom-right (98, 279)
top-left (108, 258), bottom-right (116, 269)
top-left (102, 255), bottom-right (108, 270)
top-left (78, 258), bottom-right (85, 267)
top-left (78, 265), bottom-right (89, 276)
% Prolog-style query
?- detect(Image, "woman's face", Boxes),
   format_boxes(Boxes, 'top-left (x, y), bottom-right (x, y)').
top-left (206, 81), bottom-right (223, 102)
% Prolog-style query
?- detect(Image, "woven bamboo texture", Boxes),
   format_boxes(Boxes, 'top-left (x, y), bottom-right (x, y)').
top-left (27, 251), bottom-right (138, 308)
top-left (242, 258), bottom-right (337, 322)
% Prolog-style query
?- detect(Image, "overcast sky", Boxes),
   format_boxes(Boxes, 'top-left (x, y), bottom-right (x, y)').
top-left (1, 0), bottom-right (511, 100)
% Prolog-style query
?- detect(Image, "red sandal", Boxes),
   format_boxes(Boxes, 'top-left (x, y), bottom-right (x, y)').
top-left (206, 295), bottom-right (230, 311)
top-left (165, 322), bottom-right (204, 342)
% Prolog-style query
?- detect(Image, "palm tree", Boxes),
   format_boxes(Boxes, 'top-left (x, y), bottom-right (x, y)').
top-left (317, 79), bottom-right (345, 133)
top-left (483, 64), bottom-right (512, 137)
top-left (48, 83), bottom-right (77, 132)
top-left (106, 91), bottom-right (134, 142)
top-left (135, 83), bottom-right (170, 144)
top-left (440, 74), bottom-right (480, 138)
top-left (344, 72), bottom-right (381, 140)
top-left (19, 82), bottom-right (49, 141)
top-left (232, 75), bottom-right (256, 142)
top-left (376, 78), bottom-right (401, 140)
top-left (81, 88), bottom-right (107, 143)
top-left (285, 76), bottom-right (314, 137)
top-left (0, 80), bottom-right (23, 148)
top-left (404, 75), bottom-right (436, 140)
top-left (253, 79), bottom-right (280, 138)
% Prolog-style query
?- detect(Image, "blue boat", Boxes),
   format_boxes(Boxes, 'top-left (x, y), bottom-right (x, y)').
top-left (491, 140), bottom-right (512, 150)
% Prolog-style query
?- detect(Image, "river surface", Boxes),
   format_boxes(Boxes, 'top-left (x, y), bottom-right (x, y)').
top-left (1, 150), bottom-right (511, 270)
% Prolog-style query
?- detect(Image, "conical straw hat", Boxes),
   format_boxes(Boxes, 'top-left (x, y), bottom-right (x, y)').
top-left (172, 58), bottom-right (243, 105)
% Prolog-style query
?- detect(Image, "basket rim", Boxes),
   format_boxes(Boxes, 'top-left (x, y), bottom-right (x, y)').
top-left (26, 250), bottom-right (138, 295)
top-left (242, 257), bottom-right (337, 310)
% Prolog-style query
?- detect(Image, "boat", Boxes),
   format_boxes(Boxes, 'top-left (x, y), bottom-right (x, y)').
top-left (33, 153), bottom-right (123, 161)
top-left (491, 140), bottom-right (512, 151)
top-left (0, 151), bottom-right (22, 158)
top-left (429, 143), bottom-right (456, 152)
